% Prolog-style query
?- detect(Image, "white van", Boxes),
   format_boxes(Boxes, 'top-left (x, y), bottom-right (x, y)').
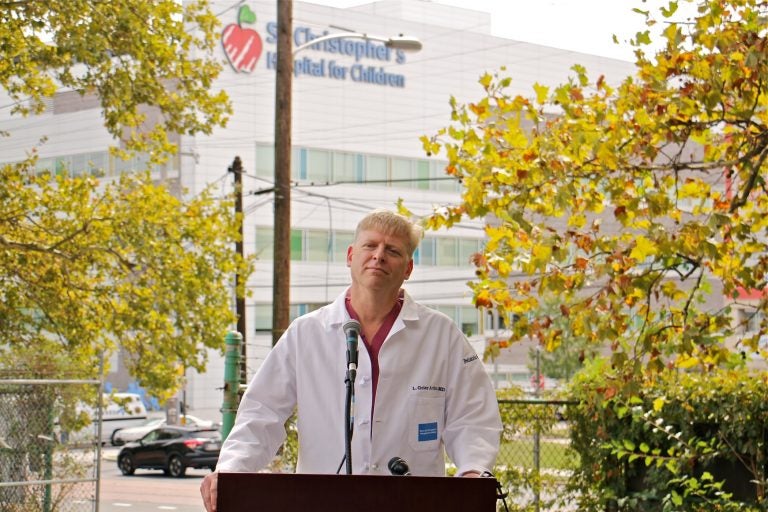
top-left (98, 393), bottom-right (148, 445)
top-left (66, 392), bottom-right (149, 446)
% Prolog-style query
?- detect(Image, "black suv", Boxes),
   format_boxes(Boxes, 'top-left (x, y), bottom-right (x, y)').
top-left (117, 425), bottom-right (221, 477)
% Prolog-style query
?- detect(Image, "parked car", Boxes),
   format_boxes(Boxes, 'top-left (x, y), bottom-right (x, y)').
top-left (65, 393), bottom-right (148, 447)
top-left (111, 414), bottom-right (219, 446)
top-left (178, 414), bottom-right (220, 429)
top-left (116, 425), bottom-right (221, 477)
top-left (111, 417), bottom-right (165, 446)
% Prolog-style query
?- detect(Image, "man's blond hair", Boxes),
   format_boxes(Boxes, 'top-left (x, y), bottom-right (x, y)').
top-left (355, 209), bottom-right (423, 258)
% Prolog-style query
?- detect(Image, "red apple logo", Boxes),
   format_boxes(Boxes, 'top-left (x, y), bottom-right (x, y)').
top-left (222, 5), bottom-right (263, 73)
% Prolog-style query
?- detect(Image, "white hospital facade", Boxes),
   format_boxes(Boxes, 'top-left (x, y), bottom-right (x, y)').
top-left (0, 1), bottom-right (637, 417)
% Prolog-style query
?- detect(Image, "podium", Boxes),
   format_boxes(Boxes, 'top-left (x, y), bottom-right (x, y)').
top-left (217, 472), bottom-right (498, 511)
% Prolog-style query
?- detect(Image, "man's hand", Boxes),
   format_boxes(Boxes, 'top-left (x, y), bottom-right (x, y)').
top-left (460, 470), bottom-right (481, 477)
top-left (200, 471), bottom-right (218, 512)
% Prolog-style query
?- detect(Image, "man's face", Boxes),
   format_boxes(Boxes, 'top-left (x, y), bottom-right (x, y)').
top-left (347, 229), bottom-right (413, 292)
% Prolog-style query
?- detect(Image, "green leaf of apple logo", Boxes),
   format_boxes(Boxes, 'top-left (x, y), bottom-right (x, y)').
top-left (238, 5), bottom-right (257, 25)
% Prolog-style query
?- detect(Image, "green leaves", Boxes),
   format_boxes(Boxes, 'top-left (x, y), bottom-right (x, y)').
top-left (570, 369), bottom-right (763, 509)
top-left (0, 0), bottom-right (231, 159)
top-left (420, 0), bottom-right (768, 387)
top-left (0, 166), bottom-right (250, 399)
top-left (0, 1), bottom-right (241, 399)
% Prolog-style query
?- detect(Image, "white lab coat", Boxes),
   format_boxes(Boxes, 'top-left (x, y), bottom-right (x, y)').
top-left (216, 288), bottom-right (502, 476)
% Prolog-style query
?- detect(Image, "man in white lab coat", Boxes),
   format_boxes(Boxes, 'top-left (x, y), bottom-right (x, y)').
top-left (201, 209), bottom-right (501, 511)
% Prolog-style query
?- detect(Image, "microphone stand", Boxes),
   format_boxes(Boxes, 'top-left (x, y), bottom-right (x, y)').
top-left (342, 320), bottom-right (360, 475)
top-left (344, 368), bottom-right (354, 475)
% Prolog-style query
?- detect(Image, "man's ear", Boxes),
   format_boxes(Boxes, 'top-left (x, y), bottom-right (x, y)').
top-left (404, 258), bottom-right (414, 279)
top-left (346, 245), bottom-right (353, 267)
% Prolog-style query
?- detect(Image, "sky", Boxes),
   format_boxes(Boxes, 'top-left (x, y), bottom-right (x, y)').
top-left (306, 0), bottom-right (700, 61)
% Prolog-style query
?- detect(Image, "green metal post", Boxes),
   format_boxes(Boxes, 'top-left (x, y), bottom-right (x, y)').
top-left (221, 331), bottom-right (243, 441)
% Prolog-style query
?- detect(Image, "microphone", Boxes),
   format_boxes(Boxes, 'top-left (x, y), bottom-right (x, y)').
top-left (343, 320), bottom-right (361, 382)
top-left (388, 456), bottom-right (411, 476)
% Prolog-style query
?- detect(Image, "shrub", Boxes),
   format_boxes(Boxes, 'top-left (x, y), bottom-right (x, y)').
top-left (567, 362), bottom-right (768, 511)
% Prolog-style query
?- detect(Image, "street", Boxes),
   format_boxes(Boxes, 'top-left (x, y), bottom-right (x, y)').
top-left (99, 449), bottom-right (208, 512)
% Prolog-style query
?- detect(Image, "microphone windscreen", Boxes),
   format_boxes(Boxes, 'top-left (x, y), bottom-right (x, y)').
top-left (343, 320), bottom-right (361, 337)
top-left (388, 456), bottom-right (410, 475)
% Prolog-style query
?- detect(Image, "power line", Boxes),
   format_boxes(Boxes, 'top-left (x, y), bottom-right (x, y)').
top-left (242, 174), bottom-right (459, 197)
top-left (245, 275), bottom-right (479, 290)
top-left (242, 190), bottom-right (488, 234)
top-left (294, 176), bottom-right (459, 187)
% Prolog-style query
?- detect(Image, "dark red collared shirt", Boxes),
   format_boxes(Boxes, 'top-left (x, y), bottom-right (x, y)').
top-left (345, 290), bottom-right (404, 413)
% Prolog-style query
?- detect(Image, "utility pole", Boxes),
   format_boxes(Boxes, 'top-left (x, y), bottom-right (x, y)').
top-left (269, 6), bottom-right (419, 348)
top-left (272, 0), bottom-right (293, 347)
top-left (229, 156), bottom-right (247, 382)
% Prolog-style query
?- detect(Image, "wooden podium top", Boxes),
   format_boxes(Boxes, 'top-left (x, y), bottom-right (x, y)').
top-left (217, 472), bottom-right (498, 512)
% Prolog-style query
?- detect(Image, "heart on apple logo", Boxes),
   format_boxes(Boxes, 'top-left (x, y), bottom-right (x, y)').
top-left (222, 5), bottom-right (263, 73)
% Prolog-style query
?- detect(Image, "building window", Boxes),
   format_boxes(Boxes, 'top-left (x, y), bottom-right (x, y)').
top-left (34, 157), bottom-right (56, 176)
top-left (415, 160), bottom-right (430, 190)
top-left (432, 160), bottom-right (459, 192)
top-left (255, 227), bottom-right (274, 259)
top-left (436, 237), bottom-right (458, 266)
top-left (355, 154), bottom-right (365, 182)
top-left (367, 155), bottom-right (388, 183)
top-left (292, 147), bottom-right (307, 181)
top-left (114, 152), bottom-right (151, 174)
top-left (305, 229), bottom-right (330, 262)
top-left (254, 304), bottom-right (272, 332)
top-left (418, 238), bottom-right (436, 266)
top-left (30, 151), bottom-right (164, 179)
top-left (333, 231), bottom-right (355, 262)
top-left (30, 144), bottom-right (452, 192)
top-left (256, 303), bottom-right (325, 331)
top-left (71, 153), bottom-right (89, 177)
top-left (290, 229), bottom-right (303, 260)
top-left (485, 309), bottom-right (520, 331)
top-left (255, 227), bottom-right (482, 267)
top-left (391, 158), bottom-right (412, 188)
top-left (460, 306), bottom-right (479, 336)
top-left (307, 148), bottom-right (330, 182)
top-left (255, 144), bottom-right (274, 179)
top-left (88, 152), bottom-right (108, 177)
top-left (434, 305), bottom-right (457, 323)
top-left (332, 152), bottom-right (357, 183)
top-left (289, 303), bottom-right (325, 322)
top-left (459, 239), bottom-right (480, 266)
top-left (427, 305), bottom-right (478, 336)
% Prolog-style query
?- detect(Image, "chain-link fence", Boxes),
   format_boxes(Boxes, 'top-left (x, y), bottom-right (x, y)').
top-left (0, 379), bottom-right (101, 512)
top-left (496, 399), bottom-right (580, 512)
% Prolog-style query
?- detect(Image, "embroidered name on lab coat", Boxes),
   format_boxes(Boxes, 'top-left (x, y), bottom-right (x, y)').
top-left (412, 385), bottom-right (446, 392)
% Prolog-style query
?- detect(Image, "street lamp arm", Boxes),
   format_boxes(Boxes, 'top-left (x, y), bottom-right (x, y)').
top-left (293, 32), bottom-right (422, 55)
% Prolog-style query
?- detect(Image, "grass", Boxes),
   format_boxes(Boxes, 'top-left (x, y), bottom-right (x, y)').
top-left (498, 437), bottom-right (579, 471)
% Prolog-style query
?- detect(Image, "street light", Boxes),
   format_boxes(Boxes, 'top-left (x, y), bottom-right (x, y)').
top-left (292, 33), bottom-right (423, 55)
top-left (271, 3), bottom-right (422, 346)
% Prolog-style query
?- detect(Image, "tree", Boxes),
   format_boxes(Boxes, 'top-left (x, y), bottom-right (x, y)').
top-left (0, 0), bottom-right (245, 399)
top-left (0, 169), bottom-right (250, 399)
top-left (1, 0), bottom-right (229, 157)
top-left (528, 297), bottom-right (598, 382)
top-left (418, 0), bottom-right (768, 390)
